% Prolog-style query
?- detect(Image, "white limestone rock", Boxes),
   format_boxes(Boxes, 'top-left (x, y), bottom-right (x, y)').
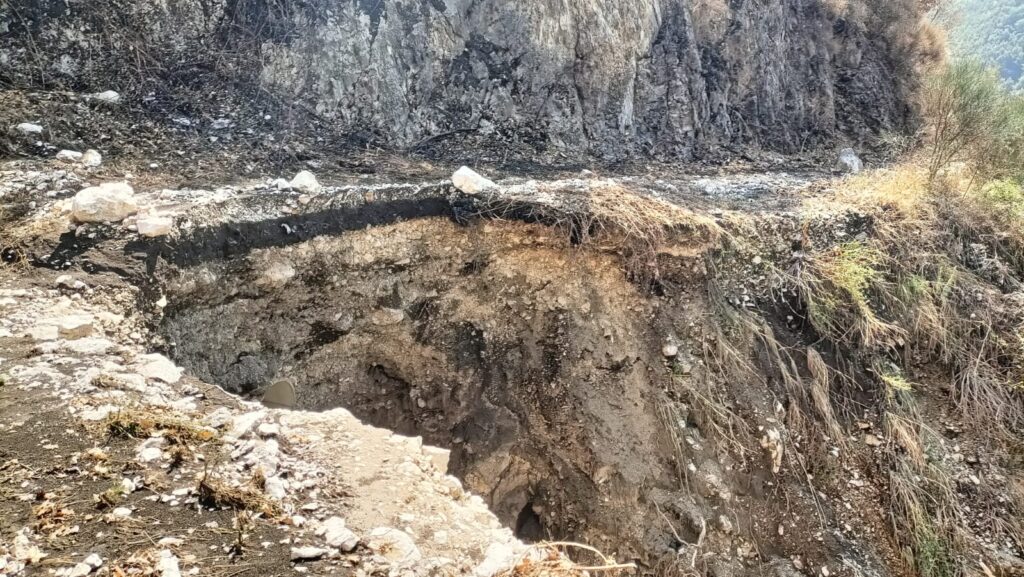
top-left (72, 183), bottom-right (137, 223)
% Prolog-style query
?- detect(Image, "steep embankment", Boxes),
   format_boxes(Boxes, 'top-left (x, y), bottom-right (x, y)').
top-left (1, 0), bottom-right (930, 161)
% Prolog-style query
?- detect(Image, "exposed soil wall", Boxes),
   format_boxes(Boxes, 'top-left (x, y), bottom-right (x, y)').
top-left (153, 211), bottom-right (888, 575)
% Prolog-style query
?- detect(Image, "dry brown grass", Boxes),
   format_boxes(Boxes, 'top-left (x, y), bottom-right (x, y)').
top-left (197, 474), bottom-right (281, 517)
top-left (104, 408), bottom-right (219, 444)
top-left (476, 180), bottom-right (721, 288)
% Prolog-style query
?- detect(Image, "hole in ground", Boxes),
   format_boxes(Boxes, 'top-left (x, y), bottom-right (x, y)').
top-left (153, 217), bottom-right (739, 570)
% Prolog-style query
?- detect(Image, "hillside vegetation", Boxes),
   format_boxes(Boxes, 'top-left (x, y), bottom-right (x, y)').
top-left (947, 0), bottom-right (1024, 91)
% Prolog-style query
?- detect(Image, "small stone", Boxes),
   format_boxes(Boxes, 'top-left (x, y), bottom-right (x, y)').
top-left (864, 434), bottom-right (883, 447)
top-left (662, 343), bottom-right (679, 358)
top-left (156, 551), bottom-right (181, 577)
top-left (451, 166), bottom-right (496, 195)
top-left (365, 527), bottom-right (421, 568)
top-left (836, 148), bottom-right (863, 174)
top-left (56, 150), bottom-right (84, 162)
top-left (88, 91), bottom-right (121, 105)
top-left (58, 315), bottom-right (95, 340)
top-left (272, 178), bottom-right (292, 190)
top-left (67, 562), bottom-right (93, 577)
top-left (260, 261), bottom-right (295, 288)
top-left (137, 215), bottom-right (174, 237)
top-left (318, 517), bottom-right (359, 552)
top-left (264, 476), bottom-right (288, 500)
top-left (80, 149), bottom-right (103, 167)
top-left (134, 353), bottom-right (183, 384)
top-left (371, 308), bottom-right (405, 326)
top-left (472, 542), bottom-right (521, 577)
top-left (157, 537), bottom-right (184, 547)
top-left (72, 182), bottom-right (137, 223)
top-left (13, 122), bottom-right (43, 135)
top-left (138, 446), bottom-right (164, 463)
top-left (290, 171), bottom-right (321, 194)
top-left (290, 547), bottom-right (328, 561)
top-left (718, 515), bottom-right (734, 534)
top-left (84, 553), bottom-right (103, 569)
top-left (112, 507), bottom-right (132, 518)
top-left (257, 423), bottom-right (280, 438)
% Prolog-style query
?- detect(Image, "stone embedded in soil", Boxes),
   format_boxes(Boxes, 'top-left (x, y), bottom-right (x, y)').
top-left (451, 166), bottom-right (496, 195)
top-left (81, 149), bottom-right (103, 167)
top-left (57, 315), bottom-right (95, 339)
top-left (289, 546), bottom-right (328, 561)
top-left (864, 434), bottom-right (883, 447)
top-left (137, 215), bottom-right (174, 237)
top-left (134, 353), bottom-right (183, 384)
top-left (365, 527), bottom-right (422, 568)
top-left (290, 170), bottom-right (321, 194)
top-left (13, 122), bottom-right (43, 135)
top-left (72, 182), bottom-right (138, 223)
top-left (88, 90), bottom-right (121, 104)
top-left (56, 150), bottom-right (84, 162)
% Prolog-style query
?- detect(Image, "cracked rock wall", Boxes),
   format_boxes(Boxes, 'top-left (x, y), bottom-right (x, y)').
top-left (1, 0), bottom-right (923, 159)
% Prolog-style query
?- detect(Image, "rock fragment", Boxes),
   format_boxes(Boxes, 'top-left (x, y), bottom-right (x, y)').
top-left (13, 122), bottom-right (43, 135)
top-left (80, 149), bottom-right (103, 167)
top-left (318, 517), bottom-right (359, 552)
top-left (72, 182), bottom-right (138, 223)
top-left (290, 171), bottom-right (321, 194)
top-left (136, 215), bottom-right (174, 237)
top-left (836, 148), bottom-right (863, 174)
top-left (88, 90), bottom-right (121, 105)
top-left (56, 150), bottom-right (84, 162)
top-left (155, 551), bottom-right (181, 577)
top-left (451, 166), bottom-right (496, 195)
top-left (290, 546), bottom-right (328, 561)
top-left (134, 353), bottom-right (183, 384)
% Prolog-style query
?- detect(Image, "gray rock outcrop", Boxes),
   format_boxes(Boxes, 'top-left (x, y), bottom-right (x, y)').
top-left (1, 0), bottom-right (926, 160)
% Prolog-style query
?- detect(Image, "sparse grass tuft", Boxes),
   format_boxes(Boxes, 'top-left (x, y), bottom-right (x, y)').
top-left (104, 409), bottom-right (218, 444)
top-left (795, 241), bottom-right (906, 350)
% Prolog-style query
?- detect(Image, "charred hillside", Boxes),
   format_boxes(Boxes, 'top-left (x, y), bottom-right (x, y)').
top-left (0, 0), bottom-right (934, 162)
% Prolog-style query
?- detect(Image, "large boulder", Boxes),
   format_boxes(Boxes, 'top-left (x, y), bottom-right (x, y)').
top-left (71, 182), bottom-right (138, 223)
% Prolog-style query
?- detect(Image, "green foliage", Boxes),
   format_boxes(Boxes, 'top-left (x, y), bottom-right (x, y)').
top-left (923, 60), bottom-right (1024, 183)
top-left (804, 242), bottom-right (903, 348)
top-left (946, 0), bottom-right (1024, 92)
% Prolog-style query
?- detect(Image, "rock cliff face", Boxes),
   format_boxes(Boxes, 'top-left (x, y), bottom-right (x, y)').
top-left (1, 0), bottom-right (924, 160)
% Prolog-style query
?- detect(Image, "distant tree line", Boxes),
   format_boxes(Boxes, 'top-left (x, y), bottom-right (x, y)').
top-left (947, 0), bottom-right (1024, 91)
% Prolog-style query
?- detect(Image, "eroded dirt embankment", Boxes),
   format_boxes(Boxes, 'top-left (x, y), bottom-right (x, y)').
top-left (2, 165), bottom-right (1023, 577)
top-left (135, 174), bottom-right (894, 576)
